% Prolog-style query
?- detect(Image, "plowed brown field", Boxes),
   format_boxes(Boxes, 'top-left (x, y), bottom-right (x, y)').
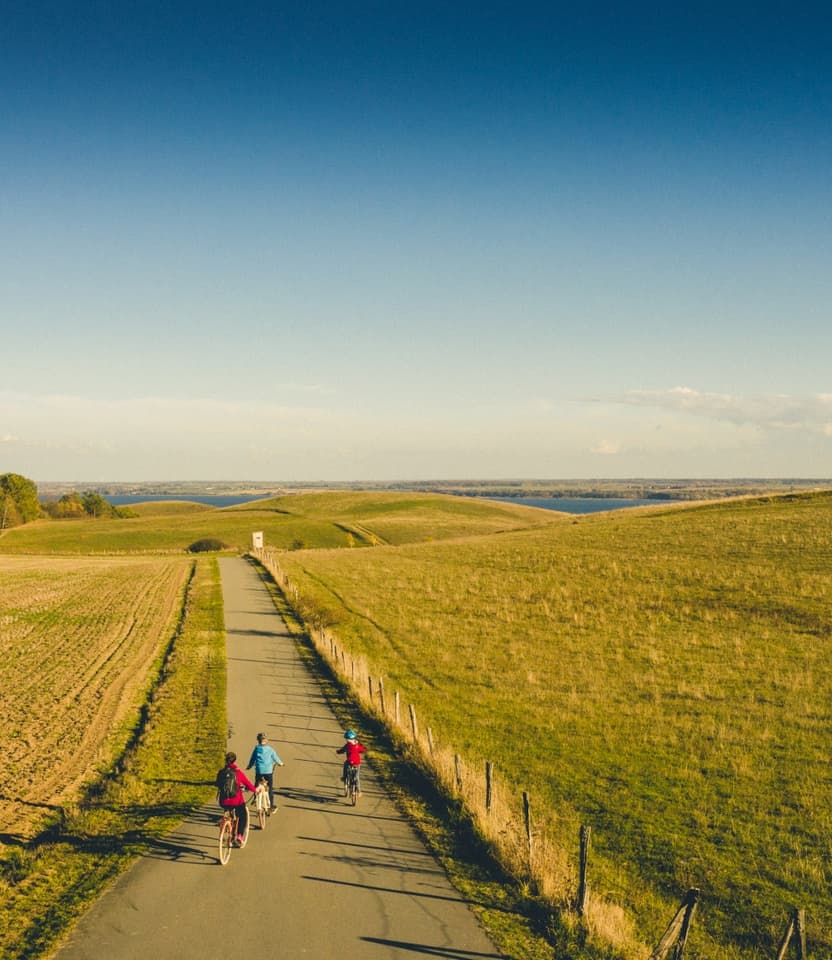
top-left (0, 555), bottom-right (191, 839)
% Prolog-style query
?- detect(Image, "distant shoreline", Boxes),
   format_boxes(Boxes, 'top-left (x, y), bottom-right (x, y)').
top-left (36, 478), bottom-right (831, 504)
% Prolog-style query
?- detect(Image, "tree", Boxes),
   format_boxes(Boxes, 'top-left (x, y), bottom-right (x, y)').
top-left (44, 493), bottom-right (86, 519)
top-left (0, 473), bottom-right (40, 528)
top-left (81, 492), bottom-right (112, 518)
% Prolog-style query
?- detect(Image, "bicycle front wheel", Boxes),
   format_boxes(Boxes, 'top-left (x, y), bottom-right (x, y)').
top-left (239, 809), bottom-right (251, 848)
top-left (218, 817), bottom-right (233, 865)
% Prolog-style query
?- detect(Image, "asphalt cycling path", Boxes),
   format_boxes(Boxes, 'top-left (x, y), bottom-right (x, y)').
top-left (53, 556), bottom-right (502, 960)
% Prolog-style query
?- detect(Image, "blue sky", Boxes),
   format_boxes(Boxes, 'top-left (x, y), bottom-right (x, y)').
top-left (1, 2), bottom-right (830, 481)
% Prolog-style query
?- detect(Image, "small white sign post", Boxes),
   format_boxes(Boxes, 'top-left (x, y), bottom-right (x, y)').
top-left (251, 531), bottom-right (264, 549)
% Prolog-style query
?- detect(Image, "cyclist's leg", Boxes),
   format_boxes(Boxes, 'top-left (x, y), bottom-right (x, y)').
top-left (354, 764), bottom-right (361, 794)
top-left (264, 771), bottom-right (275, 808)
top-left (237, 800), bottom-right (249, 838)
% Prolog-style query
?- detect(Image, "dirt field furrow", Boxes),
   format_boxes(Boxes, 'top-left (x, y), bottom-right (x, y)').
top-left (0, 555), bottom-right (192, 838)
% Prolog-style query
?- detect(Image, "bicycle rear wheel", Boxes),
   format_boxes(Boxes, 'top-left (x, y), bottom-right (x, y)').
top-left (218, 816), bottom-right (233, 865)
top-left (350, 769), bottom-right (358, 806)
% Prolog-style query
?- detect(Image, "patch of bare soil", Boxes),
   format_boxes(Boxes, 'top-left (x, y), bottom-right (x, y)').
top-left (0, 555), bottom-right (191, 840)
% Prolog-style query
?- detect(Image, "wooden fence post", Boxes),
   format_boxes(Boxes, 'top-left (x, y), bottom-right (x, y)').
top-left (485, 762), bottom-right (493, 814)
top-left (368, 676), bottom-right (374, 703)
top-left (649, 889), bottom-right (700, 960)
top-left (776, 908), bottom-right (807, 960)
top-left (523, 791), bottom-right (533, 868)
top-left (454, 754), bottom-right (463, 793)
top-left (378, 678), bottom-right (386, 715)
top-left (577, 825), bottom-right (591, 916)
top-left (427, 726), bottom-right (435, 755)
top-left (409, 704), bottom-right (418, 741)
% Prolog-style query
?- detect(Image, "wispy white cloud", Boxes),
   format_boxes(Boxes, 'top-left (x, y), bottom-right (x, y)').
top-left (609, 387), bottom-right (832, 435)
top-left (591, 440), bottom-right (622, 455)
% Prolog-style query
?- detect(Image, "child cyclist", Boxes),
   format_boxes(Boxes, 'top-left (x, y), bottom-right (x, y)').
top-left (246, 732), bottom-right (284, 813)
top-left (336, 729), bottom-right (366, 796)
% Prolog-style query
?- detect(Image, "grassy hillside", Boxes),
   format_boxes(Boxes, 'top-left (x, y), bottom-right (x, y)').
top-left (275, 490), bottom-right (832, 960)
top-left (230, 490), bottom-right (564, 544)
top-left (0, 492), bottom-right (559, 554)
top-left (123, 500), bottom-right (215, 517)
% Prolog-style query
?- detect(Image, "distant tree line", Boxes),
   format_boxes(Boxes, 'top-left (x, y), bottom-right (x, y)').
top-left (0, 472), bottom-right (135, 529)
top-left (42, 490), bottom-right (129, 520)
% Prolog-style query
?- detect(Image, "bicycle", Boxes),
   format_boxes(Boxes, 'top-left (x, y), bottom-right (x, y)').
top-left (344, 764), bottom-right (360, 806)
top-left (217, 805), bottom-right (250, 865)
top-left (254, 778), bottom-right (270, 830)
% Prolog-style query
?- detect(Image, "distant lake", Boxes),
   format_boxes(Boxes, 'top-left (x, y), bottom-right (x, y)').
top-left (487, 496), bottom-right (669, 514)
top-left (107, 494), bottom-right (269, 508)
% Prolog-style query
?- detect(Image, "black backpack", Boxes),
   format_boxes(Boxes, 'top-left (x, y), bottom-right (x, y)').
top-left (216, 766), bottom-right (238, 801)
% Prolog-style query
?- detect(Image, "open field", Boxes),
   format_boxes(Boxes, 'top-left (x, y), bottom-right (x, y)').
top-left (0, 557), bottom-right (226, 960)
top-left (4, 487), bottom-right (829, 959)
top-left (0, 555), bottom-right (193, 840)
top-left (0, 492), bottom-right (559, 554)
top-left (274, 490), bottom-right (832, 960)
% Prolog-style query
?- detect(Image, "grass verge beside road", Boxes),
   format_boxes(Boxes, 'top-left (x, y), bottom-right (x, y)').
top-left (0, 558), bottom-right (226, 960)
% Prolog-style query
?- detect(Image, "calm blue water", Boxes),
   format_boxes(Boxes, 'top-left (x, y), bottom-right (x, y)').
top-left (49, 492), bottom-right (668, 513)
top-left (488, 496), bottom-right (666, 514)
top-left (107, 494), bottom-right (268, 508)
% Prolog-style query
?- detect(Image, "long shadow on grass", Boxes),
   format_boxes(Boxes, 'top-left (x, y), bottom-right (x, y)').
top-left (18, 803), bottom-right (223, 866)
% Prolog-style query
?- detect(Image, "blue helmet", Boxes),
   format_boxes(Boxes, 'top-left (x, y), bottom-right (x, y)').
top-left (344, 729), bottom-right (357, 740)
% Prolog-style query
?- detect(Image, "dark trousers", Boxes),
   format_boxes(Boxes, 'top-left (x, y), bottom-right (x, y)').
top-left (223, 800), bottom-right (249, 837)
top-left (342, 761), bottom-right (361, 791)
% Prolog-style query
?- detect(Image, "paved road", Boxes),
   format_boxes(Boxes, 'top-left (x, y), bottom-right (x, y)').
top-left (52, 556), bottom-right (502, 960)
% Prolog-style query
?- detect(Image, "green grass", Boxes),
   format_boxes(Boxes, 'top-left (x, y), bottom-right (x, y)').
top-left (0, 492), bottom-right (558, 555)
top-left (123, 500), bottom-right (215, 517)
top-left (0, 557), bottom-right (227, 960)
top-left (0, 507), bottom-right (351, 554)
top-left (274, 490), bottom-right (832, 960)
top-left (247, 490), bottom-right (563, 545)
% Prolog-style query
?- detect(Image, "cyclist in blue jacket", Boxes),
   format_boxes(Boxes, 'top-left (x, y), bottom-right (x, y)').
top-left (246, 732), bottom-right (284, 812)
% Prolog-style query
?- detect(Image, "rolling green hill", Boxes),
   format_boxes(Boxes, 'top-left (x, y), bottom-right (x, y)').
top-left (0, 492), bottom-right (559, 555)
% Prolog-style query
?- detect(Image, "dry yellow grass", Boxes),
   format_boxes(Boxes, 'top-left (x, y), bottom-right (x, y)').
top-left (0, 554), bottom-right (192, 840)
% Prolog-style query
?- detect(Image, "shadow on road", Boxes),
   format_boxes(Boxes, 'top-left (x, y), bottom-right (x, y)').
top-left (297, 835), bottom-right (434, 858)
top-left (362, 939), bottom-right (504, 959)
top-left (303, 874), bottom-right (476, 905)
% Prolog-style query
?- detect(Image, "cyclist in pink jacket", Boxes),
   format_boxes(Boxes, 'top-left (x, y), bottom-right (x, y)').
top-left (216, 751), bottom-right (256, 844)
